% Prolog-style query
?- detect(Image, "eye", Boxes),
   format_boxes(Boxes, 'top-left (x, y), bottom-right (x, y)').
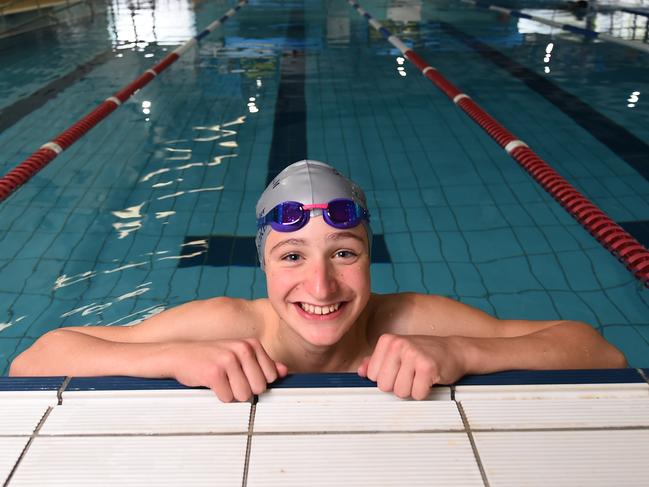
top-left (334, 249), bottom-right (357, 259)
top-left (281, 252), bottom-right (302, 262)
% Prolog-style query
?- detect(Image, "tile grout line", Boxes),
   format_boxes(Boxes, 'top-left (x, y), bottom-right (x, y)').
top-left (241, 396), bottom-right (257, 487)
top-left (2, 424), bottom-right (648, 440)
top-left (3, 405), bottom-right (55, 487)
top-left (57, 377), bottom-right (71, 405)
top-left (456, 401), bottom-right (490, 487)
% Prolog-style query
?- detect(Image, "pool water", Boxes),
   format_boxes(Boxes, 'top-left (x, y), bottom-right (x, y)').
top-left (0, 0), bottom-right (648, 374)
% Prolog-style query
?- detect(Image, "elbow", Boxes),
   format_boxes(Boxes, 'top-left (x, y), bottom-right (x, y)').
top-left (7, 330), bottom-right (62, 376)
top-left (609, 347), bottom-right (628, 369)
top-left (8, 351), bottom-right (30, 376)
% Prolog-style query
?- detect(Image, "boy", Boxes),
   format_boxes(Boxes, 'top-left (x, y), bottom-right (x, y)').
top-left (10, 160), bottom-right (627, 401)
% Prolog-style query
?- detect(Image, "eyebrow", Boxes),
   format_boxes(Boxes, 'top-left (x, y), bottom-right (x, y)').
top-left (269, 238), bottom-right (307, 255)
top-left (269, 232), bottom-right (365, 255)
top-left (326, 232), bottom-right (365, 244)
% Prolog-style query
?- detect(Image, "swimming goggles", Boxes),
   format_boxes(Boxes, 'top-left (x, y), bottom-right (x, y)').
top-left (257, 199), bottom-right (369, 232)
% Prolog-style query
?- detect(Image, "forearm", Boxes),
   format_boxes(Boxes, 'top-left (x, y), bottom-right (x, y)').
top-left (457, 321), bottom-right (627, 375)
top-left (9, 329), bottom-right (178, 378)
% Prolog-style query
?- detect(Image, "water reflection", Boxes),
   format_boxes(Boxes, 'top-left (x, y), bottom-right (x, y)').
top-left (387, 0), bottom-right (422, 23)
top-left (52, 110), bottom-right (247, 325)
top-left (107, 0), bottom-right (196, 46)
top-left (0, 315), bottom-right (26, 333)
top-left (517, 5), bottom-right (649, 42)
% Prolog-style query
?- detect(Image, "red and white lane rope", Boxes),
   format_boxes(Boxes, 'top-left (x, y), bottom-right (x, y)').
top-left (348, 0), bottom-right (649, 286)
top-left (0, 0), bottom-right (247, 204)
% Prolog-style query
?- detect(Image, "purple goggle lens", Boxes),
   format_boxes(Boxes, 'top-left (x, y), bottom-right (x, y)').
top-left (257, 199), bottom-right (369, 232)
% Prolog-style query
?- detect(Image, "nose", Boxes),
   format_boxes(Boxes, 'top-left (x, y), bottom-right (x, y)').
top-left (303, 257), bottom-right (339, 301)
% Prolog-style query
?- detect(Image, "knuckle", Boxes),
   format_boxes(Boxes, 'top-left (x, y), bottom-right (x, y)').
top-left (419, 361), bottom-right (437, 377)
top-left (221, 351), bottom-right (238, 367)
top-left (235, 341), bottom-right (254, 358)
top-left (377, 333), bottom-right (395, 347)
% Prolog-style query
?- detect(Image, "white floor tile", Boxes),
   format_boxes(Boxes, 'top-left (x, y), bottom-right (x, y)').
top-left (255, 397), bottom-right (462, 432)
top-left (247, 433), bottom-right (483, 486)
top-left (0, 401), bottom-right (51, 435)
top-left (474, 430), bottom-right (649, 487)
top-left (0, 437), bottom-right (29, 484)
top-left (11, 435), bottom-right (247, 486)
top-left (41, 395), bottom-right (251, 435)
top-left (260, 386), bottom-right (451, 402)
top-left (454, 382), bottom-right (649, 400)
top-left (462, 397), bottom-right (649, 429)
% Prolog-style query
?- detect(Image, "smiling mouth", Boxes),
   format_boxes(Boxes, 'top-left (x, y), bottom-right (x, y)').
top-left (299, 302), bottom-right (342, 316)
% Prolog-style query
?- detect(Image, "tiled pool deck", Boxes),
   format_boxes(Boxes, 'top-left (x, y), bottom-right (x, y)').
top-left (2, 370), bottom-right (649, 485)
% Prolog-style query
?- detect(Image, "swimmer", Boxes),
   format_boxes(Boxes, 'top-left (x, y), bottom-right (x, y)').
top-left (9, 160), bottom-right (627, 401)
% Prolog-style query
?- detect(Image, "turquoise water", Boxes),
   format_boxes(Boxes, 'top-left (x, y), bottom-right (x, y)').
top-left (0, 0), bottom-right (648, 374)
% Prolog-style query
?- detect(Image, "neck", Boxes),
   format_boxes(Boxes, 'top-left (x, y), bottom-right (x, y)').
top-left (268, 306), bottom-right (372, 373)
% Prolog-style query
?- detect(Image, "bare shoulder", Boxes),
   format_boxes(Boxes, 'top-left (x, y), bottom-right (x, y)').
top-left (57, 296), bottom-right (273, 343)
top-left (367, 292), bottom-right (500, 338)
top-left (369, 292), bottom-right (571, 339)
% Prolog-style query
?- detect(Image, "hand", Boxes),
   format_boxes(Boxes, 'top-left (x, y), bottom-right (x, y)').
top-left (357, 334), bottom-right (466, 400)
top-left (171, 338), bottom-right (288, 402)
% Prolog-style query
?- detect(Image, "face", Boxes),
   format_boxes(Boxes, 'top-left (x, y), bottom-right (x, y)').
top-left (264, 216), bottom-right (371, 348)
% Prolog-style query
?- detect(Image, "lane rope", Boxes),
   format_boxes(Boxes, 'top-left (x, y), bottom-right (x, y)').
top-left (348, 0), bottom-right (649, 286)
top-left (0, 0), bottom-right (248, 204)
top-left (461, 0), bottom-right (649, 55)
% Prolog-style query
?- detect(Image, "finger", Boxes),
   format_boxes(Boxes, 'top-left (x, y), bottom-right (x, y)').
top-left (357, 356), bottom-right (370, 377)
top-left (366, 335), bottom-right (393, 381)
top-left (376, 351), bottom-right (401, 394)
top-left (225, 358), bottom-right (253, 402)
top-left (208, 369), bottom-right (234, 403)
top-left (393, 360), bottom-right (415, 399)
top-left (411, 368), bottom-right (435, 401)
top-left (247, 338), bottom-right (281, 383)
top-left (274, 362), bottom-right (289, 378)
top-left (239, 353), bottom-right (269, 396)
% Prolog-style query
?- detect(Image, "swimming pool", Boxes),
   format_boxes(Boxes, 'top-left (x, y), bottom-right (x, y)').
top-left (1, 0), bottom-right (648, 375)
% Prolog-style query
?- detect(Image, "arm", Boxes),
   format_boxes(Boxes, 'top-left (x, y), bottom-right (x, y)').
top-left (360, 293), bottom-right (627, 399)
top-left (9, 297), bottom-right (253, 376)
top-left (455, 320), bottom-right (627, 374)
top-left (9, 297), bottom-right (287, 401)
top-left (383, 292), bottom-right (626, 369)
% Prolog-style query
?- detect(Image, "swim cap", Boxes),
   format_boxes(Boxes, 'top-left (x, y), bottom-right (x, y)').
top-left (255, 160), bottom-right (372, 269)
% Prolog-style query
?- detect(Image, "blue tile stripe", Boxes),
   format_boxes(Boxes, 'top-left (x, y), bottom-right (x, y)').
top-left (66, 377), bottom-right (192, 391)
top-left (177, 234), bottom-right (392, 267)
top-left (0, 377), bottom-right (65, 391)
top-left (456, 368), bottom-right (645, 386)
top-left (0, 49), bottom-right (115, 133)
top-left (265, 5), bottom-right (307, 185)
top-left (1, 370), bottom-right (643, 392)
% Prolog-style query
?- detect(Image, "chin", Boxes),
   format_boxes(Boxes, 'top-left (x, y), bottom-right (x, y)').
top-left (287, 302), bottom-right (357, 347)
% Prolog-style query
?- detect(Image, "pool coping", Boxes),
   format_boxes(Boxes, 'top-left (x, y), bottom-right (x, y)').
top-left (1, 368), bottom-right (647, 392)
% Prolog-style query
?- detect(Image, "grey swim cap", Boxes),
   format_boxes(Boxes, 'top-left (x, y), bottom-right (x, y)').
top-left (255, 160), bottom-right (372, 270)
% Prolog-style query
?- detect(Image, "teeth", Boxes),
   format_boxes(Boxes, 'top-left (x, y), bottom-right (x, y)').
top-left (300, 302), bottom-right (341, 315)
